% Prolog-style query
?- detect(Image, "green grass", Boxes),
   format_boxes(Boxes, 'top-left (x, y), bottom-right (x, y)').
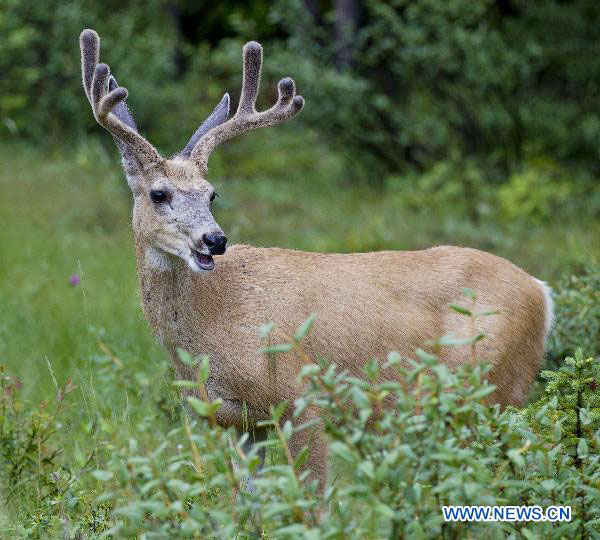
top-left (0, 133), bottom-right (597, 534)
top-left (0, 140), bottom-right (166, 397)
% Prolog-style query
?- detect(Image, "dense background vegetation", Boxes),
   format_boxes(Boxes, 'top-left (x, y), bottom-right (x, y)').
top-left (0, 0), bottom-right (598, 537)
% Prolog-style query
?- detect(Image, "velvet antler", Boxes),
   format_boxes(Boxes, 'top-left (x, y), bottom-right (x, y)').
top-left (80, 29), bottom-right (162, 166)
top-left (188, 42), bottom-right (304, 172)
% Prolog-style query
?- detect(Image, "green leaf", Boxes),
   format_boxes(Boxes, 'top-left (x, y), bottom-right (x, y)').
top-left (553, 422), bottom-right (562, 443)
top-left (449, 304), bottom-right (472, 316)
top-left (415, 348), bottom-right (438, 363)
top-left (271, 401), bottom-right (289, 422)
top-left (438, 334), bottom-right (484, 347)
top-left (260, 343), bottom-right (293, 354)
top-left (258, 321), bottom-right (274, 339)
top-left (92, 470), bottom-right (114, 482)
top-left (376, 503), bottom-right (395, 519)
top-left (541, 479), bottom-right (557, 492)
top-left (298, 364), bottom-right (320, 380)
top-left (198, 355), bottom-right (210, 384)
top-left (507, 449), bottom-right (525, 468)
top-left (293, 446), bottom-right (309, 469)
top-left (294, 313), bottom-right (316, 341)
top-left (330, 442), bottom-right (355, 464)
top-left (139, 479), bottom-right (161, 495)
top-left (470, 385), bottom-right (496, 400)
top-left (477, 310), bottom-right (500, 317)
top-left (294, 397), bottom-right (308, 417)
top-left (364, 358), bottom-right (380, 381)
top-left (358, 461), bottom-right (375, 480)
top-left (282, 420), bottom-right (293, 441)
top-left (521, 529), bottom-right (537, 540)
top-left (577, 438), bottom-right (588, 458)
top-left (177, 348), bottom-right (196, 366)
top-left (462, 287), bottom-right (476, 299)
top-left (270, 524), bottom-right (306, 536)
top-left (187, 397), bottom-right (222, 417)
top-left (350, 386), bottom-right (370, 408)
top-left (579, 408), bottom-right (591, 425)
top-left (172, 380), bottom-right (198, 389)
top-left (384, 351), bottom-right (402, 368)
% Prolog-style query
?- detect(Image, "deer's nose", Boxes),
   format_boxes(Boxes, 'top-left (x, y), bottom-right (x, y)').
top-left (202, 232), bottom-right (227, 255)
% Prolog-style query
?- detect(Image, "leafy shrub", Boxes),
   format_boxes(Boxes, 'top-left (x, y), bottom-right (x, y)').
top-left (0, 368), bottom-right (72, 504)
top-left (525, 351), bottom-right (600, 455)
top-left (0, 336), bottom-right (176, 538)
top-left (0, 0), bottom-right (211, 154)
top-left (1, 299), bottom-right (599, 537)
top-left (498, 161), bottom-right (574, 223)
top-left (272, 0), bottom-right (600, 181)
top-left (384, 157), bottom-right (496, 223)
top-left (4, 0), bottom-right (600, 192)
top-left (497, 159), bottom-right (600, 223)
top-left (85, 317), bottom-right (600, 538)
top-left (0, 365), bottom-right (95, 537)
top-left (549, 265), bottom-right (600, 366)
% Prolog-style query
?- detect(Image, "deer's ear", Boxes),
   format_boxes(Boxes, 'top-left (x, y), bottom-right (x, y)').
top-left (180, 94), bottom-right (230, 158)
top-left (107, 75), bottom-right (144, 172)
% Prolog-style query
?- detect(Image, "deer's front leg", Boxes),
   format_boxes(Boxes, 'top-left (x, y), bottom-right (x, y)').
top-left (205, 378), bottom-right (270, 491)
top-left (288, 410), bottom-right (329, 493)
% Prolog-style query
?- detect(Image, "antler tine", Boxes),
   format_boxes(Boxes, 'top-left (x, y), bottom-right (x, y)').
top-left (238, 41), bottom-right (262, 114)
top-left (79, 29), bottom-right (162, 165)
top-left (80, 29), bottom-right (99, 105)
top-left (189, 41), bottom-right (304, 172)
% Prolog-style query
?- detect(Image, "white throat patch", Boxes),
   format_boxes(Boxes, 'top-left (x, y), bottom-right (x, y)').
top-left (145, 247), bottom-right (173, 272)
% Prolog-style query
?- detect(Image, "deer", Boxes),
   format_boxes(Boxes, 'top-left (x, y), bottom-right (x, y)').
top-left (79, 29), bottom-right (553, 488)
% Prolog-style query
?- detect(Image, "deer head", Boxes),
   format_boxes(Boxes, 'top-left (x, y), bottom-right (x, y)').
top-left (80, 29), bottom-right (304, 272)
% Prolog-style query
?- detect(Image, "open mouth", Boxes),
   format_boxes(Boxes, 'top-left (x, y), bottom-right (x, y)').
top-left (192, 249), bottom-right (214, 271)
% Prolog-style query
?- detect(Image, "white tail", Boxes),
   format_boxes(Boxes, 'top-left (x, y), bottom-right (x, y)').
top-left (535, 278), bottom-right (555, 344)
top-left (80, 29), bottom-right (552, 487)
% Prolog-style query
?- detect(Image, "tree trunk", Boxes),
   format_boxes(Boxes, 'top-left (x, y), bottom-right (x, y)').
top-left (333, 0), bottom-right (360, 69)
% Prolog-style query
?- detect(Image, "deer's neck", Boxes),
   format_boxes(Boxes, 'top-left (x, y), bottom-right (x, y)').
top-left (135, 243), bottom-right (176, 345)
top-left (134, 240), bottom-right (219, 349)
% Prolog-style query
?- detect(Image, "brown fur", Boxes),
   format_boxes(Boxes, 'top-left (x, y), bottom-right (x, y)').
top-left (80, 30), bottom-right (552, 487)
top-left (136, 240), bottom-right (549, 483)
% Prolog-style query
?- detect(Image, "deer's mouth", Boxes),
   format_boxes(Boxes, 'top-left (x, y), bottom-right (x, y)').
top-left (191, 249), bottom-right (214, 271)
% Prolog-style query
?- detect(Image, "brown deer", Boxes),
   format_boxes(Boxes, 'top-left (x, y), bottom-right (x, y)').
top-left (79, 29), bottom-right (553, 487)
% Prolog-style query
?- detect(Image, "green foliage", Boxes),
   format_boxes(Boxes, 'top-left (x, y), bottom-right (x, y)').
top-left (497, 160), bottom-right (600, 223)
top-left (521, 350), bottom-right (600, 536)
top-left (3, 0), bottom-right (600, 193)
top-left (0, 0), bottom-right (186, 149)
top-left (86, 339), bottom-right (600, 538)
top-left (293, 350), bottom-right (600, 538)
top-left (498, 163), bottom-right (573, 223)
top-left (527, 351), bottom-right (600, 454)
top-left (0, 367), bottom-right (103, 538)
top-left (0, 368), bottom-right (66, 509)
top-left (272, 0), bottom-right (600, 181)
top-left (549, 265), bottom-right (600, 365)
top-left (0, 344), bottom-right (179, 537)
top-left (1, 310), bottom-right (599, 537)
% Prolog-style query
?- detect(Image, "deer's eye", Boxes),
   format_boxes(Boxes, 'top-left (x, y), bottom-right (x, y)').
top-left (210, 191), bottom-right (218, 203)
top-left (150, 190), bottom-right (167, 203)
